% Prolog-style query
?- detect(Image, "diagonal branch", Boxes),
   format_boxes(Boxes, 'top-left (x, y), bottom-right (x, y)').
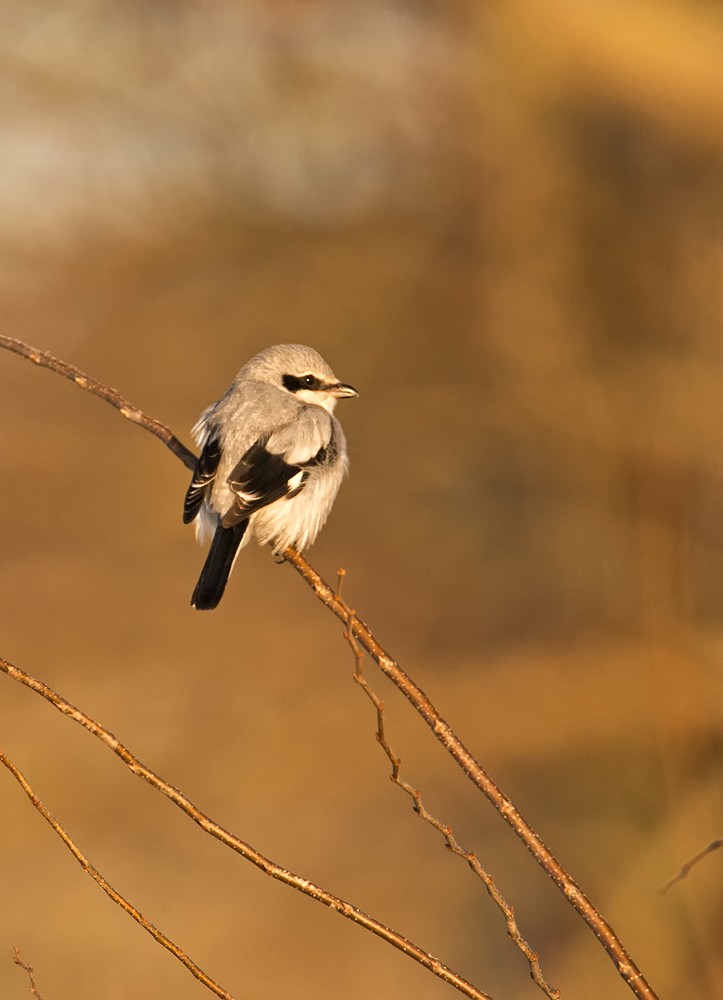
top-left (0, 657), bottom-right (493, 1000)
top-left (660, 839), bottom-right (723, 894)
top-left (343, 609), bottom-right (560, 1000)
top-left (0, 335), bottom-right (659, 1000)
top-left (0, 335), bottom-right (196, 470)
top-left (286, 552), bottom-right (658, 1000)
top-left (2, 751), bottom-right (234, 1000)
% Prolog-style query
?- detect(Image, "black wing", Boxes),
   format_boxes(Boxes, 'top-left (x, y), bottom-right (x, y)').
top-left (183, 437), bottom-right (222, 524)
top-left (221, 441), bottom-right (308, 528)
top-left (222, 435), bottom-right (338, 529)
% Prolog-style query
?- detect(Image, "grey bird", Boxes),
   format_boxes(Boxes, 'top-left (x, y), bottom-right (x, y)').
top-left (183, 344), bottom-right (357, 610)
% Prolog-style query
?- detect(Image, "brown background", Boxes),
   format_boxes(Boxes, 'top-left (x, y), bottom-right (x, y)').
top-left (2, 2), bottom-right (723, 997)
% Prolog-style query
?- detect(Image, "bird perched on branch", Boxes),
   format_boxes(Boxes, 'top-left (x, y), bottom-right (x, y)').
top-left (183, 344), bottom-right (357, 610)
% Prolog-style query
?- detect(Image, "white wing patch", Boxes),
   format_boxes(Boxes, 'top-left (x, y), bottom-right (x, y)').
top-left (286, 471), bottom-right (304, 493)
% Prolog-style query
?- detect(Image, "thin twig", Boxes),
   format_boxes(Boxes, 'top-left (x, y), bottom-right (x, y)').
top-left (0, 335), bottom-right (659, 1000)
top-left (660, 839), bottom-right (723, 895)
top-left (0, 658), bottom-right (493, 1000)
top-left (2, 753), bottom-right (234, 1000)
top-left (13, 949), bottom-right (43, 1000)
top-left (0, 335), bottom-right (196, 470)
top-left (343, 611), bottom-right (560, 1000)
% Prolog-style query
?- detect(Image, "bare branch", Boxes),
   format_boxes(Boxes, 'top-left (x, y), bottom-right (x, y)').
top-left (0, 335), bottom-right (196, 470)
top-left (0, 335), bottom-right (659, 1000)
top-left (660, 839), bottom-right (723, 895)
top-left (13, 949), bottom-right (43, 1000)
top-left (343, 611), bottom-right (560, 1000)
top-left (285, 552), bottom-right (658, 1000)
top-left (2, 752), bottom-right (234, 1000)
top-left (0, 657), bottom-right (493, 1000)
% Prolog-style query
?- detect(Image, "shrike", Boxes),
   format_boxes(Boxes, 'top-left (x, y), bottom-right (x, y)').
top-left (184, 344), bottom-right (357, 610)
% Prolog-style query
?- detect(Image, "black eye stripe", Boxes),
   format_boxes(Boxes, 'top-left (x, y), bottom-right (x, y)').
top-left (282, 373), bottom-right (323, 392)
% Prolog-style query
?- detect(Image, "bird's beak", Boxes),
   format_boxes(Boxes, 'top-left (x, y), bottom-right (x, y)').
top-left (327, 382), bottom-right (358, 398)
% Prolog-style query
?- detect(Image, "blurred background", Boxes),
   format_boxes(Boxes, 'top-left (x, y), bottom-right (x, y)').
top-left (1, 1), bottom-right (723, 997)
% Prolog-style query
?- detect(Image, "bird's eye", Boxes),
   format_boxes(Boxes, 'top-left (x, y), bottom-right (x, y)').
top-left (282, 373), bottom-right (321, 393)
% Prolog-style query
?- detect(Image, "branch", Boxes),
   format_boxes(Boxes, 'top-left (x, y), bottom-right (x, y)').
top-left (660, 839), bottom-right (723, 895)
top-left (0, 657), bottom-right (493, 1000)
top-left (0, 335), bottom-right (196, 470)
top-left (286, 551), bottom-right (658, 1000)
top-left (343, 607), bottom-right (560, 1000)
top-left (2, 752), bottom-right (234, 1000)
top-left (13, 949), bottom-right (43, 1000)
top-left (0, 335), bottom-right (659, 1000)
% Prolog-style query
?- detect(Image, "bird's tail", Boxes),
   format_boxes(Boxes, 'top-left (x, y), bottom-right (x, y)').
top-left (191, 521), bottom-right (248, 610)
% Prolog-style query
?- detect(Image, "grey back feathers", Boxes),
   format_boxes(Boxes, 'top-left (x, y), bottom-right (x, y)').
top-left (184, 344), bottom-right (357, 610)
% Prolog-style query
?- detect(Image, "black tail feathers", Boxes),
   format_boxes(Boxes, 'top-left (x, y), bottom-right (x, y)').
top-left (191, 521), bottom-right (248, 610)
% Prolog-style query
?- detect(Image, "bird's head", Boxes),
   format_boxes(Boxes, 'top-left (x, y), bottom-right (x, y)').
top-left (243, 344), bottom-right (358, 414)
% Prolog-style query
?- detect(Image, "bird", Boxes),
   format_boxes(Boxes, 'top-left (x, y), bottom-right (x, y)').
top-left (183, 344), bottom-right (357, 610)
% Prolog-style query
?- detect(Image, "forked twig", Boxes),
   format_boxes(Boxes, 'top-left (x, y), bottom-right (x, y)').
top-left (13, 949), bottom-right (43, 1000)
top-left (0, 335), bottom-right (659, 1000)
top-left (660, 839), bottom-right (723, 895)
top-left (2, 752), bottom-right (234, 1000)
top-left (0, 657), bottom-right (493, 1000)
top-left (283, 552), bottom-right (658, 1000)
top-left (343, 610), bottom-right (560, 1000)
